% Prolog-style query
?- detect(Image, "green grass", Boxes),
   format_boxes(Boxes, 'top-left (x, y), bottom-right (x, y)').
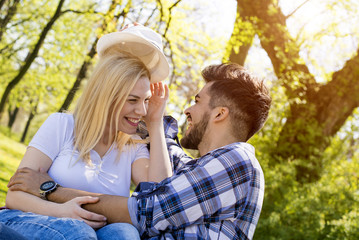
top-left (0, 131), bottom-right (25, 206)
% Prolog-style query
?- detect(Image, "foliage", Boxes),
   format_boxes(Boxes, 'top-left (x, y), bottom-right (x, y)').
top-left (253, 144), bottom-right (359, 240)
top-left (251, 110), bottom-right (359, 239)
top-left (249, 79), bottom-right (359, 239)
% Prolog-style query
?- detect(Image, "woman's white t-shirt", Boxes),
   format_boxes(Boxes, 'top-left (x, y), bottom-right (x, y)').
top-left (28, 113), bottom-right (149, 197)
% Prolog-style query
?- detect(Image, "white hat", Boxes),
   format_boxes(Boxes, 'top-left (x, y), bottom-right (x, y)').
top-left (96, 25), bottom-right (170, 83)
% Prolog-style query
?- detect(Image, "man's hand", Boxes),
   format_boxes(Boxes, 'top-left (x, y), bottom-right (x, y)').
top-left (7, 167), bottom-right (52, 197)
top-left (57, 196), bottom-right (107, 229)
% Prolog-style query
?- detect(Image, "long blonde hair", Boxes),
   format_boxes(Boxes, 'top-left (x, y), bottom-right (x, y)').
top-left (73, 46), bottom-right (150, 164)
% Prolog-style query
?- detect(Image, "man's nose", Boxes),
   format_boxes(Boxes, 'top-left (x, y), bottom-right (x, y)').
top-left (184, 106), bottom-right (192, 115)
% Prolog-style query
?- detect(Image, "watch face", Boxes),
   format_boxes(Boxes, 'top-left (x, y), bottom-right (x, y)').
top-left (41, 181), bottom-right (55, 191)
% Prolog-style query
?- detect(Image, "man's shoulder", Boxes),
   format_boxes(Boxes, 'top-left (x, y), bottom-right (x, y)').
top-left (201, 142), bottom-right (263, 177)
top-left (206, 142), bottom-right (255, 160)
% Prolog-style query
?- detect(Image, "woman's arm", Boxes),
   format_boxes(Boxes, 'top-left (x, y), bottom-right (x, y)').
top-left (8, 167), bottom-right (129, 224)
top-left (131, 82), bottom-right (172, 184)
top-left (6, 147), bottom-right (53, 211)
top-left (6, 147), bottom-right (106, 228)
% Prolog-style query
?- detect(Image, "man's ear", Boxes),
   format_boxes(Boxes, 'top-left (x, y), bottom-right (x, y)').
top-left (213, 107), bottom-right (229, 122)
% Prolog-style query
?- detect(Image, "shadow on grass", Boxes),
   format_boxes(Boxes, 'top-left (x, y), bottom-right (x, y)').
top-left (0, 162), bottom-right (17, 174)
top-left (0, 176), bottom-right (9, 182)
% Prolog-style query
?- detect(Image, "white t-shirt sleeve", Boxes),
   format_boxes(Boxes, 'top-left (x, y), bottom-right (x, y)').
top-left (131, 135), bottom-right (149, 163)
top-left (134, 143), bottom-right (150, 162)
top-left (29, 113), bottom-right (73, 161)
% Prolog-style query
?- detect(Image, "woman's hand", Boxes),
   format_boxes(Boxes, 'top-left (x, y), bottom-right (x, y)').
top-left (144, 82), bottom-right (169, 125)
top-left (133, 82), bottom-right (172, 183)
top-left (56, 196), bottom-right (107, 229)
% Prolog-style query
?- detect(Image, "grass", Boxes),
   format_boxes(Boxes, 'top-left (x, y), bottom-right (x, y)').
top-left (0, 131), bottom-right (25, 206)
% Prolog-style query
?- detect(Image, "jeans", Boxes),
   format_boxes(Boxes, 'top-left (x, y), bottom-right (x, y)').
top-left (0, 222), bottom-right (27, 240)
top-left (0, 209), bottom-right (140, 240)
top-left (0, 209), bottom-right (97, 239)
top-left (96, 223), bottom-right (140, 240)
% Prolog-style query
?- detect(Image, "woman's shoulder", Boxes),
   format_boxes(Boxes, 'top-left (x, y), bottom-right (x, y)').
top-left (29, 113), bottom-right (74, 156)
top-left (44, 113), bottom-right (75, 136)
top-left (47, 112), bottom-right (74, 125)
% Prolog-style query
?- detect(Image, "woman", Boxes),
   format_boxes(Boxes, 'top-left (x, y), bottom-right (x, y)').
top-left (0, 25), bottom-right (172, 240)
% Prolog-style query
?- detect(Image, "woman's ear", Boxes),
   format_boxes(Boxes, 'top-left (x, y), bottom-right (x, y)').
top-left (213, 107), bottom-right (229, 122)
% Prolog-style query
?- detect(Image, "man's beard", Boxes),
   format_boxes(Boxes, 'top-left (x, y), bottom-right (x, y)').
top-left (180, 112), bottom-right (210, 150)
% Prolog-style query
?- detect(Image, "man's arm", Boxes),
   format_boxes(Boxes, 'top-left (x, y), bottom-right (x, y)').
top-left (128, 146), bottom-right (263, 238)
top-left (48, 187), bottom-right (131, 224)
top-left (8, 167), bottom-right (131, 224)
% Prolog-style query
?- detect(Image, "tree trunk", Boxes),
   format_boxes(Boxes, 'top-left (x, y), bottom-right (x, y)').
top-left (0, 0), bottom-right (6, 11)
top-left (225, 2), bottom-right (255, 66)
top-left (234, 0), bottom-right (359, 182)
top-left (21, 104), bottom-right (37, 143)
top-left (59, 42), bottom-right (97, 112)
top-left (0, 0), bottom-right (20, 41)
top-left (0, 0), bottom-right (65, 119)
top-left (7, 105), bottom-right (19, 129)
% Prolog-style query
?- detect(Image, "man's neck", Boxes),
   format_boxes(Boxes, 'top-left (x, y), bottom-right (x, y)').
top-left (198, 133), bottom-right (239, 156)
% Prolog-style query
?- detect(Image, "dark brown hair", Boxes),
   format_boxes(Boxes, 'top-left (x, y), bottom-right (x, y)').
top-left (202, 63), bottom-right (271, 141)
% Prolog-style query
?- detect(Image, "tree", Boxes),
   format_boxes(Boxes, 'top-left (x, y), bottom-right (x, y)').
top-left (59, 0), bottom-right (131, 112)
top-left (228, 0), bottom-right (359, 182)
top-left (0, 0), bottom-right (66, 118)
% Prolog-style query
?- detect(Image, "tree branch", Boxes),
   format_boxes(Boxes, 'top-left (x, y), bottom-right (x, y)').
top-left (163, 0), bottom-right (181, 37)
top-left (286, 0), bottom-right (312, 19)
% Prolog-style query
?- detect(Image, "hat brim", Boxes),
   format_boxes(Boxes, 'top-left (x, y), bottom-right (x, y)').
top-left (97, 32), bottom-right (169, 83)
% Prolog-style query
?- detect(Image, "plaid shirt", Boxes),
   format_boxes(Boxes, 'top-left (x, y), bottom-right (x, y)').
top-left (129, 116), bottom-right (264, 239)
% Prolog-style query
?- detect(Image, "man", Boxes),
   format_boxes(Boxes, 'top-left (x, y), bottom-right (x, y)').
top-left (7, 63), bottom-right (271, 239)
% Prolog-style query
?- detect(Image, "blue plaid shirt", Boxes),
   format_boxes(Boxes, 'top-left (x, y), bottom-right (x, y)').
top-left (129, 116), bottom-right (264, 239)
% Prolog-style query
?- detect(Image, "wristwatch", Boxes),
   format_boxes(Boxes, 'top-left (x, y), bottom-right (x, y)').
top-left (39, 180), bottom-right (59, 200)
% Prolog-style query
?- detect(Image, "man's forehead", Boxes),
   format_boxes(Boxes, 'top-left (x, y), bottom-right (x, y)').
top-left (196, 82), bottom-right (213, 98)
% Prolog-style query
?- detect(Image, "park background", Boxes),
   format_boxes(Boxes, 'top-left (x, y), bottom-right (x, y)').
top-left (0, 0), bottom-right (358, 239)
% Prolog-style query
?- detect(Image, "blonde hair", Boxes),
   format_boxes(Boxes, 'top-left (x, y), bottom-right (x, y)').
top-left (73, 46), bottom-right (150, 164)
